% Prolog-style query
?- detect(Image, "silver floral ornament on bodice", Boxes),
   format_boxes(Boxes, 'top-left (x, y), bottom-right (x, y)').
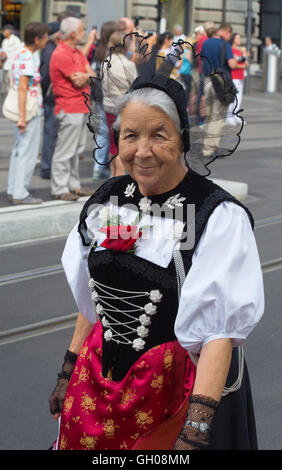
top-left (124, 183), bottom-right (136, 198)
top-left (165, 193), bottom-right (186, 209)
top-left (138, 197), bottom-right (152, 213)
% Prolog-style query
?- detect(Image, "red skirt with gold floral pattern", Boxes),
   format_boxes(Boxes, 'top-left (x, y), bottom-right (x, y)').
top-left (57, 321), bottom-right (196, 450)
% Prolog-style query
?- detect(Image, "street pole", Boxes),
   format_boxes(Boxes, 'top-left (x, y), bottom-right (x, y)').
top-left (0, 0), bottom-right (2, 30)
top-left (184, 0), bottom-right (189, 35)
top-left (157, 0), bottom-right (162, 33)
top-left (222, 0), bottom-right (226, 23)
top-left (245, 0), bottom-right (253, 94)
top-left (42, 0), bottom-right (47, 23)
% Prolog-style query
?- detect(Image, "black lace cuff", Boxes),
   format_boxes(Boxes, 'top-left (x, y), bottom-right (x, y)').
top-left (64, 349), bottom-right (78, 365)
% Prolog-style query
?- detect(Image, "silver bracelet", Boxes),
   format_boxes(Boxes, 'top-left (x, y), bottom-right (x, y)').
top-left (184, 419), bottom-right (210, 434)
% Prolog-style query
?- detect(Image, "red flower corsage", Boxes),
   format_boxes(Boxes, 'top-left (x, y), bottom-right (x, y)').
top-left (100, 224), bottom-right (142, 253)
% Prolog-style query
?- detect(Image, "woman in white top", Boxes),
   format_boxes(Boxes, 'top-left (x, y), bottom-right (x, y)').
top-left (48, 46), bottom-right (264, 451)
top-left (6, 22), bottom-right (47, 204)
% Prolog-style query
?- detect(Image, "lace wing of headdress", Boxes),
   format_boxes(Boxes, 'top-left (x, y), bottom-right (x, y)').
top-left (185, 42), bottom-right (244, 175)
top-left (83, 32), bottom-right (244, 176)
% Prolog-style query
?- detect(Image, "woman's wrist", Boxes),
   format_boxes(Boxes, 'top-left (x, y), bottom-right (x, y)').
top-left (174, 394), bottom-right (219, 450)
top-left (64, 349), bottom-right (79, 364)
top-left (68, 312), bottom-right (93, 355)
top-left (58, 349), bottom-right (79, 381)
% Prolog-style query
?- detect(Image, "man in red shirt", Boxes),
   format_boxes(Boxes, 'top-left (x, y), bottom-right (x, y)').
top-left (194, 25), bottom-right (207, 74)
top-left (50, 17), bottom-right (95, 200)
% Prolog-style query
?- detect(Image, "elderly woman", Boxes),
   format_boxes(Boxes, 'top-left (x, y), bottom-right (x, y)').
top-left (49, 72), bottom-right (264, 450)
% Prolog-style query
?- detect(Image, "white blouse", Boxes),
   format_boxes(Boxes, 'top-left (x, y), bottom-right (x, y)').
top-left (61, 200), bottom-right (264, 354)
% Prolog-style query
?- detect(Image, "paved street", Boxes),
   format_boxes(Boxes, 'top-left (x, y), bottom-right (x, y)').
top-left (0, 77), bottom-right (282, 450)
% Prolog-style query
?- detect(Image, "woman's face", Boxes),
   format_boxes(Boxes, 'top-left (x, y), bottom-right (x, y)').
top-left (35, 33), bottom-right (48, 50)
top-left (164, 37), bottom-right (173, 49)
top-left (233, 34), bottom-right (241, 47)
top-left (118, 101), bottom-right (185, 196)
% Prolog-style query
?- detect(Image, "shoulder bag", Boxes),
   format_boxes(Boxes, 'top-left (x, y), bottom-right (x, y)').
top-left (2, 88), bottom-right (38, 122)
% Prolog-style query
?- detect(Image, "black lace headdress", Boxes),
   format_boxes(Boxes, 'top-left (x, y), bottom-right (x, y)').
top-left (84, 32), bottom-right (243, 176)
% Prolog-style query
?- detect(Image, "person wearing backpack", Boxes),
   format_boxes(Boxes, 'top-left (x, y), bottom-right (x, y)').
top-left (201, 23), bottom-right (238, 158)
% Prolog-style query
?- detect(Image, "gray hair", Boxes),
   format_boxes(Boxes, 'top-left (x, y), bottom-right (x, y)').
top-left (60, 17), bottom-right (80, 40)
top-left (112, 87), bottom-right (182, 135)
top-left (194, 25), bottom-right (205, 34)
top-left (174, 24), bottom-right (183, 33)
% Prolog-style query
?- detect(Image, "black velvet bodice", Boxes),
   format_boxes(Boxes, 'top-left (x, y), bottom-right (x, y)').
top-left (88, 249), bottom-right (179, 380)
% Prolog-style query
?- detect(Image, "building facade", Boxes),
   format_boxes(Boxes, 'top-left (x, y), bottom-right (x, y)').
top-left (125, 0), bottom-right (282, 63)
top-left (260, 0), bottom-right (282, 48)
top-left (1, 1), bottom-right (281, 62)
top-left (126, 1), bottom-right (262, 59)
top-left (0, 0), bottom-right (87, 37)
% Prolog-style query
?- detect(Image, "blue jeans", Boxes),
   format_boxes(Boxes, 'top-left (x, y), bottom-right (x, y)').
top-left (93, 104), bottom-right (110, 172)
top-left (41, 102), bottom-right (58, 177)
top-left (7, 114), bottom-right (41, 200)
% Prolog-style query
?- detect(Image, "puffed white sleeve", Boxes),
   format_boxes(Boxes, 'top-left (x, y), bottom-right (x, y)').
top-left (174, 201), bottom-right (264, 353)
top-left (61, 223), bottom-right (97, 324)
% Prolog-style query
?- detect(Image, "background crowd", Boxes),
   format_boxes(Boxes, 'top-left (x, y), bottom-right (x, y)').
top-left (0, 13), bottom-right (250, 205)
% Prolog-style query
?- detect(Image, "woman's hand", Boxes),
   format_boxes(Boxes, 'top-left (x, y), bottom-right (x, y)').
top-left (49, 314), bottom-right (93, 419)
top-left (17, 116), bottom-right (26, 134)
top-left (49, 349), bottom-right (78, 420)
top-left (173, 394), bottom-right (218, 450)
top-left (173, 431), bottom-right (202, 450)
top-left (173, 339), bottom-right (232, 449)
top-left (49, 375), bottom-right (70, 420)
